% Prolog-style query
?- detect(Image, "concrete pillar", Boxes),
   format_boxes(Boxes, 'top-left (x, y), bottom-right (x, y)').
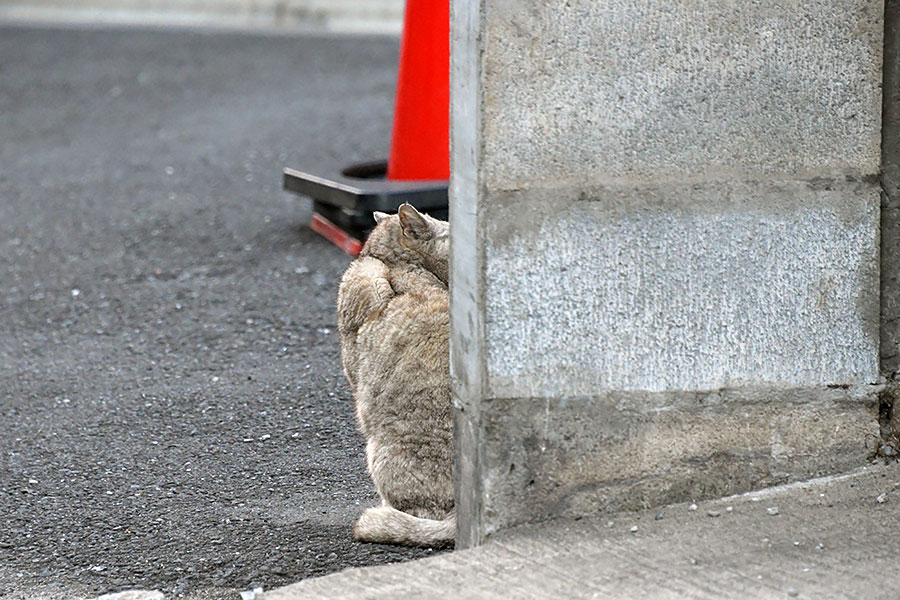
top-left (451, 0), bottom-right (887, 547)
top-left (884, 0), bottom-right (900, 438)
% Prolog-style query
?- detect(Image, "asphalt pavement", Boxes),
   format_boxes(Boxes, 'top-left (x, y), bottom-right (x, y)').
top-left (0, 24), bottom-right (439, 600)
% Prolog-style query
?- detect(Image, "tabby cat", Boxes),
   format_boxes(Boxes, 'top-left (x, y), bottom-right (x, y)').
top-left (336, 204), bottom-right (454, 547)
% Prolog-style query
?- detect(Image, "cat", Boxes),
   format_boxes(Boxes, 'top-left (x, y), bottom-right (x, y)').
top-left (336, 203), bottom-right (454, 547)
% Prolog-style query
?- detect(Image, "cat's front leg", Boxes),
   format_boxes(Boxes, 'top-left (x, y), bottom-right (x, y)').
top-left (337, 257), bottom-right (394, 334)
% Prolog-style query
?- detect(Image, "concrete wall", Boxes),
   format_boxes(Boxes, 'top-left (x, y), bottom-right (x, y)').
top-left (884, 0), bottom-right (900, 438)
top-left (0, 0), bottom-right (404, 32)
top-left (451, 0), bottom-right (885, 547)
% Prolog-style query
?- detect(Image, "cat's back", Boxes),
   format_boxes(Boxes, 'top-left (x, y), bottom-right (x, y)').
top-left (356, 267), bottom-right (449, 417)
top-left (359, 269), bottom-right (448, 371)
top-left (356, 275), bottom-right (450, 444)
top-left (374, 285), bottom-right (447, 365)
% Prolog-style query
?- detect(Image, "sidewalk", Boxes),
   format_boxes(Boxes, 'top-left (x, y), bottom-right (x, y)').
top-left (264, 461), bottom-right (900, 599)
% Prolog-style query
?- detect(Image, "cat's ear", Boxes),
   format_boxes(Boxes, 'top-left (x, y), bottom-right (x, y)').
top-left (398, 204), bottom-right (433, 240)
top-left (373, 211), bottom-right (389, 225)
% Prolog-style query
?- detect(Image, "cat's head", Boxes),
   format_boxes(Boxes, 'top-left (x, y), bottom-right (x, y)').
top-left (360, 204), bottom-right (449, 285)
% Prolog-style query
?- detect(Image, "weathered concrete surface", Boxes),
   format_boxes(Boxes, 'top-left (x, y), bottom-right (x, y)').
top-left (483, 181), bottom-right (880, 397)
top-left (480, 0), bottom-right (883, 189)
top-left (263, 462), bottom-right (900, 599)
top-left (476, 389), bottom-right (878, 535)
top-left (884, 0), bottom-right (900, 381)
top-left (450, 0), bottom-right (885, 546)
top-left (449, 0), bottom-right (486, 550)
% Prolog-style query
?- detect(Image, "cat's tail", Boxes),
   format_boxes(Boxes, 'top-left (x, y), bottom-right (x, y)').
top-left (354, 505), bottom-right (455, 548)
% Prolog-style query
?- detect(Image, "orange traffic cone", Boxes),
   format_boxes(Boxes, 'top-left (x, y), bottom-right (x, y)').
top-left (282, 0), bottom-right (450, 255)
top-left (387, 0), bottom-right (450, 181)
